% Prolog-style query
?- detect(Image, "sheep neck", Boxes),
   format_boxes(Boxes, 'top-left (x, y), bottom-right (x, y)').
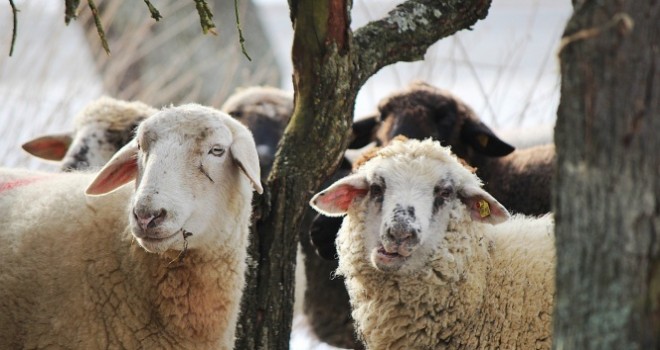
top-left (113, 228), bottom-right (247, 349)
top-left (337, 211), bottom-right (493, 350)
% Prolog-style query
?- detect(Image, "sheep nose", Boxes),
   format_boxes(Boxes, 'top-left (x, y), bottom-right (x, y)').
top-left (385, 225), bottom-right (417, 244)
top-left (384, 205), bottom-right (419, 243)
top-left (133, 208), bottom-right (167, 230)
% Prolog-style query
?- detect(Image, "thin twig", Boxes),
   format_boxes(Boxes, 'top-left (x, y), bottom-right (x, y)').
top-left (169, 230), bottom-right (194, 266)
top-left (233, 0), bottom-right (251, 61)
top-left (8, 0), bottom-right (18, 57)
top-left (143, 0), bottom-right (162, 21)
top-left (193, 0), bottom-right (217, 35)
top-left (65, 0), bottom-right (80, 24)
top-left (87, 0), bottom-right (111, 55)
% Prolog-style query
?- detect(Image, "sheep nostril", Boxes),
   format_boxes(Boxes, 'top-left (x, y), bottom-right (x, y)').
top-left (385, 226), bottom-right (417, 244)
top-left (149, 209), bottom-right (167, 228)
top-left (134, 208), bottom-right (167, 230)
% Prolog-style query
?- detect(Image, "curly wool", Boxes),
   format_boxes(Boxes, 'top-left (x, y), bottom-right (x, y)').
top-left (74, 96), bottom-right (157, 132)
top-left (331, 139), bottom-right (555, 350)
top-left (337, 208), bottom-right (554, 349)
top-left (221, 86), bottom-right (293, 124)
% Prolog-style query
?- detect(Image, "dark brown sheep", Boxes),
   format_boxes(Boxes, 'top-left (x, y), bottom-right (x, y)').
top-left (352, 81), bottom-right (554, 215)
top-left (220, 86), bottom-right (294, 180)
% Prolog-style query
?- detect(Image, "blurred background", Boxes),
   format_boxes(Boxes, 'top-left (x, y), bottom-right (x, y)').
top-left (0, 0), bottom-right (571, 348)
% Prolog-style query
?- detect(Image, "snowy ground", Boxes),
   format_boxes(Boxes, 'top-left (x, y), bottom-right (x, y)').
top-left (0, 1), bottom-right (571, 349)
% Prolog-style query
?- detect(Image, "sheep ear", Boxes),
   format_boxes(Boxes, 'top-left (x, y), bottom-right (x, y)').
top-left (310, 174), bottom-right (368, 217)
top-left (231, 129), bottom-right (263, 194)
top-left (460, 185), bottom-right (510, 224)
top-left (461, 119), bottom-right (515, 157)
top-left (85, 140), bottom-right (138, 196)
top-left (349, 115), bottom-right (380, 149)
top-left (21, 133), bottom-right (73, 161)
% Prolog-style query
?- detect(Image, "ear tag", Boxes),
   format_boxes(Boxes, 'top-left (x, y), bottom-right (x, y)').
top-left (476, 134), bottom-right (489, 148)
top-left (477, 199), bottom-right (491, 218)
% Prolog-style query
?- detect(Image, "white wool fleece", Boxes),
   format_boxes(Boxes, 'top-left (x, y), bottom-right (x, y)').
top-left (313, 138), bottom-right (555, 350)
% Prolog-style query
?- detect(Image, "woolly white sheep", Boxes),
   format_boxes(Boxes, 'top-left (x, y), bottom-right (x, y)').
top-left (310, 138), bottom-right (555, 350)
top-left (0, 104), bottom-right (262, 349)
top-left (304, 82), bottom-right (555, 349)
top-left (21, 96), bottom-right (158, 171)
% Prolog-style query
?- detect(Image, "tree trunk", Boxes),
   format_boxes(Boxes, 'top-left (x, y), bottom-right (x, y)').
top-left (235, 1), bottom-right (493, 349)
top-left (553, 1), bottom-right (660, 349)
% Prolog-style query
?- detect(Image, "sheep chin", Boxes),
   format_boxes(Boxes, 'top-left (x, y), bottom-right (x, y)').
top-left (135, 230), bottom-right (182, 253)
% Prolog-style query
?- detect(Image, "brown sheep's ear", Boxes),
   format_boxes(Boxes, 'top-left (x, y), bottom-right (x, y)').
top-left (461, 119), bottom-right (515, 157)
top-left (310, 174), bottom-right (368, 216)
top-left (86, 139), bottom-right (138, 196)
top-left (459, 185), bottom-right (510, 224)
top-left (21, 133), bottom-right (73, 161)
top-left (349, 115), bottom-right (380, 149)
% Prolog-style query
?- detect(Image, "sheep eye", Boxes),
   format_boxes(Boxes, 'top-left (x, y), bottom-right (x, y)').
top-left (370, 184), bottom-right (384, 198)
top-left (209, 145), bottom-right (225, 157)
top-left (434, 186), bottom-right (452, 198)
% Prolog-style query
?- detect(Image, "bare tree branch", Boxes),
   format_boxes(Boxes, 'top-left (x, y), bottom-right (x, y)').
top-left (193, 0), bottom-right (217, 35)
top-left (87, 0), bottom-right (110, 54)
top-left (8, 0), bottom-right (18, 56)
top-left (354, 0), bottom-right (491, 82)
top-left (233, 0), bottom-right (251, 61)
top-left (143, 0), bottom-right (162, 21)
top-left (64, 0), bottom-right (80, 24)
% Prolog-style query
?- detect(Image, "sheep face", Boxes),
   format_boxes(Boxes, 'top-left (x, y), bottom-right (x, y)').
top-left (21, 97), bottom-right (154, 171)
top-left (310, 139), bottom-right (509, 274)
top-left (62, 121), bottom-right (138, 171)
top-left (86, 104), bottom-right (263, 253)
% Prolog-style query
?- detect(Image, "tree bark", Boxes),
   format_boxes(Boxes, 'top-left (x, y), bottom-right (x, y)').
top-left (553, 1), bottom-right (660, 349)
top-left (235, 0), bottom-right (492, 349)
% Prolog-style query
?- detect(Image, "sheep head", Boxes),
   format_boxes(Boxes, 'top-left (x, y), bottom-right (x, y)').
top-left (350, 81), bottom-right (515, 159)
top-left (21, 97), bottom-right (155, 172)
top-left (85, 104), bottom-right (263, 253)
top-left (310, 138), bottom-right (509, 274)
top-left (221, 86), bottom-right (293, 179)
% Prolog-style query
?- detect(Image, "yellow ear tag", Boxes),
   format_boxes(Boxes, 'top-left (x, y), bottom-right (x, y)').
top-left (476, 134), bottom-right (489, 148)
top-left (477, 199), bottom-right (491, 218)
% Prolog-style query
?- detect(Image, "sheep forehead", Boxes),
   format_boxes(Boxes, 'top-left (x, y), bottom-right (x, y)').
top-left (138, 105), bottom-right (234, 150)
top-left (222, 87), bottom-right (293, 121)
top-left (73, 96), bottom-right (156, 131)
top-left (359, 139), bottom-right (480, 188)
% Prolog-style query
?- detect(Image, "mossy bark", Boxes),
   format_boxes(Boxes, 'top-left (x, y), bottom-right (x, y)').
top-left (553, 1), bottom-right (660, 349)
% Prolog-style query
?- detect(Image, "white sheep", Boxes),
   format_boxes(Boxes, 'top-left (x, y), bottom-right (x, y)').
top-left (0, 104), bottom-right (262, 349)
top-left (21, 96), bottom-right (158, 171)
top-left (310, 138), bottom-right (555, 350)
